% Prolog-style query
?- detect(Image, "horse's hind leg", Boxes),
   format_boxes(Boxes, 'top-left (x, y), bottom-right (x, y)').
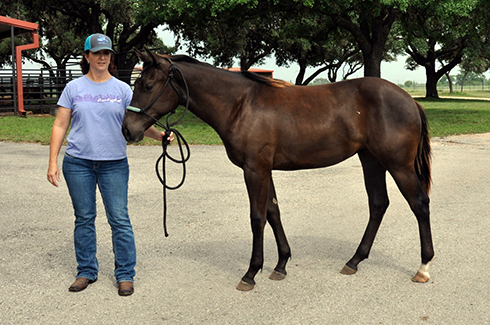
top-left (266, 178), bottom-right (291, 281)
top-left (390, 167), bottom-right (434, 283)
top-left (341, 150), bottom-right (390, 275)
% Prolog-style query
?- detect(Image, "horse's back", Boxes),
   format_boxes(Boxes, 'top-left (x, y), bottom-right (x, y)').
top-left (260, 77), bottom-right (419, 130)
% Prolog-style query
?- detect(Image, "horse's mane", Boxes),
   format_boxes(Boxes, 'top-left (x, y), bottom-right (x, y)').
top-left (166, 54), bottom-right (208, 66)
top-left (165, 54), bottom-right (293, 88)
top-left (240, 71), bottom-right (293, 88)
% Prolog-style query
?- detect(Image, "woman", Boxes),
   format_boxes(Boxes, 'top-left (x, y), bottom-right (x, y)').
top-left (47, 33), bottom-right (172, 296)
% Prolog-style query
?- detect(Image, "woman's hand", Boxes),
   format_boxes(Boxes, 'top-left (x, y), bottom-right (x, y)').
top-left (47, 163), bottom-right (61, 187)
top-left (166, 131), bottom-right (175, 143)
top-left (47, 106), bottom-right (71, 187)
top-left (144, 126), bottom-right (175, 143)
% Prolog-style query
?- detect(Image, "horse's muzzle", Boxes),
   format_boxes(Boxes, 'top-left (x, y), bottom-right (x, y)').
top-left (122, 125), bottom-right (144, 143)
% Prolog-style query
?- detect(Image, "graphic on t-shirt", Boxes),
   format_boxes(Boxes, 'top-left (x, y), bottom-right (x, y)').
top-left (73, 94), bottom-right (123, 104)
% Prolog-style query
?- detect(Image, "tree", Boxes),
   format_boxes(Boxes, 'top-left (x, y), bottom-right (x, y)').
top-left (152, 0), bottom-right (365, 84)
top-left (455, 71), bottom-right (487, 92)
top-left (457, 1), bottom-right (490, 92)
top-left (399, 0), bottom-right (481, 98)
top-left (302, 0), bottom-right (407, 78)
top-left (26, 10), bottom-right (86, 84)
top-left (309, 77), bottom-right (330, 85)
top-left (273, 6), bottom-right (362, 85)
top-left (7, 0), bottom-right (488, 94)
top-left (0, 0), bottom-right (36, 68)
top-left (1, 0), bottom-right (175, 84)
top-left (152, 0), bottom-right (281, 70)
top-left (45, 0), bottom-right (169, 83)
top-left (139, 0), bottom-right (410, 83)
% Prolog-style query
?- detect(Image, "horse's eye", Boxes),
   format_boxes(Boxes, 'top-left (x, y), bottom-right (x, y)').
top-left (145, 84), bottom-right (153, 91)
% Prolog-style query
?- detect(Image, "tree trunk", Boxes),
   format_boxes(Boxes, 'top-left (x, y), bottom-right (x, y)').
top-left (239, 57), bottom-right (249, 71)
top-left (425, 69), bottom-right (439, 98)
top-left (460, 71), bottom-right (468, 93)
top-left (329, 8), bottom-right (398, 79)
top-left (115, 53), bottom-right (139, 85)
top-left (445, 72), bottom-right (453, 93)
top-left (294, 59), bottom-right (307, 85)
top-left (363, 52), bottom-right (382, 78)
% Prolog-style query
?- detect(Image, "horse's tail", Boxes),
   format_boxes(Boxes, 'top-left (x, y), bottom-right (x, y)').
top-left (414, 101), bottom-right (432, 194)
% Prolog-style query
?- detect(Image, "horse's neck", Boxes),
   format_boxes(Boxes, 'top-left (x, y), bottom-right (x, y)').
top-left (184, 68), bottom-right (250, 134)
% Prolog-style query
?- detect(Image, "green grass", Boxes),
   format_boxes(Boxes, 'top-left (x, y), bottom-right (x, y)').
top-left (1, 98), bottom-right (489, 145)
top-left (417, 98), bottom-right (490, 137)
top-left (0, 115), bottom-right (56, 144)
top-left (403, 86), bottom-right (490, 98)
top-left (0, 108), bottom-right (222, 145)
top-left (161, 109), bottom-right (222, 145)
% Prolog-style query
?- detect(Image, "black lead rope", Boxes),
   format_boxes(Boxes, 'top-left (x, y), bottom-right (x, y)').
top-left (155, 126), bottom-right (190, 237)
top-left (155, 64), bottom-right (191, 236)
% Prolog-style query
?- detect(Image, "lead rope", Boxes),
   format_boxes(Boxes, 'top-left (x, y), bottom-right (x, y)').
top-left (155, 126), bottom-right (190, 237)
top-left (154, 64), bottom-right (191, 237)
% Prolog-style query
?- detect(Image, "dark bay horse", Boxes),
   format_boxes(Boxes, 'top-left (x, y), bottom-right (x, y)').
top-left (122, 50), bottom-right (434, 291)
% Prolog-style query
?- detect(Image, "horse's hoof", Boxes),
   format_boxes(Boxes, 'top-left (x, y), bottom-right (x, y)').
top-left (269, 270), bottom-right (286, 281)
top-left (236, 280), bottom-right (255, 291)
top-left (412, 262), bottom-right (431, 283)
top-left (412, 271), bottom-right (430, 283)
top-left (340, 264), bottom-right (357, 275)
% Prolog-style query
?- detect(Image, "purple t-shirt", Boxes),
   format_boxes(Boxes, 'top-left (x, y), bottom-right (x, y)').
top-left (58, 75), bottom-right (133, 160)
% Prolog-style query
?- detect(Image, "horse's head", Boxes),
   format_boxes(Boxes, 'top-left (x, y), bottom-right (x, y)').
top-left (122, 49), bottom-right (181, 143)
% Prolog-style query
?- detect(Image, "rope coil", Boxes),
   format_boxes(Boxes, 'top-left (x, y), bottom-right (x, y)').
top-left (155, 127), bottom-right (190, 237)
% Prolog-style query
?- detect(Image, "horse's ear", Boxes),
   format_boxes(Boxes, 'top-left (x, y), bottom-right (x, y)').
top-left (144, 47), bottom-right (162, 68)
top-left (134, 48), bottom-right (152, 64)
top-left (135, 47), bottom-right (163, 68)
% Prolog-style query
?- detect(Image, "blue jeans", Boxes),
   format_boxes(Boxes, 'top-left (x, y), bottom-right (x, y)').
top-left (63, 154), bottom-right (136, 283)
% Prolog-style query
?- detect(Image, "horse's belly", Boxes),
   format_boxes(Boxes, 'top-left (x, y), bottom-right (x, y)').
top-left (273, 145), bottom-right (359, 171)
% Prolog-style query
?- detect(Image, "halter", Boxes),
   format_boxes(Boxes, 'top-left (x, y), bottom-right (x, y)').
top-left (127, 57), bottom-right (191, 237)
top-left (126, 57), bottom-right (190, 131)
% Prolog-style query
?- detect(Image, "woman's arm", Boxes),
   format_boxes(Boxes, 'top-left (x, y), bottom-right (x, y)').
top-left (47, 107), bottom-right (72, 187)
top-left (144, 126), bottom-right (175, 143)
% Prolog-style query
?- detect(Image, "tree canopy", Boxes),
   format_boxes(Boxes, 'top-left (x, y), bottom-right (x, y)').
top-left (1, 0), bottom-right (489, 97)
top-left (1, 0), bottom-right (175, 83)
top-left (399, 0), bottom-right (484, 97)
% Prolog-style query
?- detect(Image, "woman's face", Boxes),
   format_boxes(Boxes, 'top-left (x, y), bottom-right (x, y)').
top-left (85, 50), bottom-right (112, 73)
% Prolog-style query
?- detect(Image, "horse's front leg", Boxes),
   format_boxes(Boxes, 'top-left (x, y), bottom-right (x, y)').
top-left (236, 166), bottom-right (271, 291)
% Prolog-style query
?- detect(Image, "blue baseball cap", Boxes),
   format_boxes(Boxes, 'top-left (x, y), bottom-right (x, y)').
top-left (84, 33), bottom-right (114, 53)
